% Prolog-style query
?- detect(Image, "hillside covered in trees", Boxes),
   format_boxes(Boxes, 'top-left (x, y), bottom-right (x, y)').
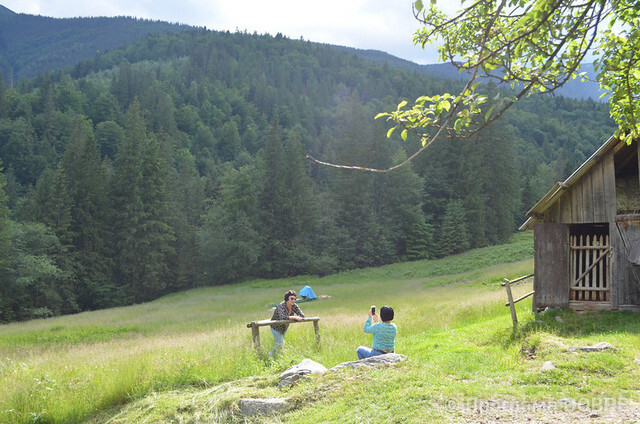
top-left (0, 4), bottom-right (193, 82)
top-left (0, 27), bottom-right (616, 322)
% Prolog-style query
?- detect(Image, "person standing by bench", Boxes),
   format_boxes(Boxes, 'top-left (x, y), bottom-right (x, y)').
top-left (270, 290), bottom-right (305, 357)
top-left (356, 305), bottom-right (396, 359)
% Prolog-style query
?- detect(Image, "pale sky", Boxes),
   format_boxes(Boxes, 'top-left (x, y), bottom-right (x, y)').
top-left (0, 0), bottom-right (463, 65)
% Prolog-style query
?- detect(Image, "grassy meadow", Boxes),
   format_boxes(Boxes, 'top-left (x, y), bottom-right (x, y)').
top-left (2, 231), bottom-right (640, 423)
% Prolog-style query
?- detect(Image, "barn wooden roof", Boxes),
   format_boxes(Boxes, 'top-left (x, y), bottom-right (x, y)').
top-left (519, 135), bottom-right (619, 231)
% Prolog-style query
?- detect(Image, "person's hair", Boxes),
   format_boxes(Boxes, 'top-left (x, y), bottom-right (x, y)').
top-left (380, 306), bottom-right (394, 322)
top-left (284, 290), bottom-right (297, 301)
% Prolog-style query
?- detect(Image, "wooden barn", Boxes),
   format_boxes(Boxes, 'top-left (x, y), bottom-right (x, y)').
top-left (520, 136), bottom-right (640, 312)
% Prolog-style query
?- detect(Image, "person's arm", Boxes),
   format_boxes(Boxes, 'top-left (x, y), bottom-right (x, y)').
top-left (363, 316), bottom-right (374, 333)
top-left (291, 304), bottom-right (304, 320)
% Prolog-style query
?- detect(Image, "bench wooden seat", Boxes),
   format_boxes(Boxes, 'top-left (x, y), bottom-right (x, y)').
top-left (246, 317), bottom-right (320, 351)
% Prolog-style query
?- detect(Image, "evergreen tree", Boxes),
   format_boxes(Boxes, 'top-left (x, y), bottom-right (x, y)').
top-left (377, 150), bottom-right (429, 259)
top-left (112, 101), bottom-right (176, 302)
top-left (2, 117), bottom-right (41, 186)
top-left (405, 216), bottom-right (434, 260)
top-left (59, 118), bottom-right (115, 309)
top-left (2, 220), bottom-right (76, 322)
top-left (477, 124), bottom-right (520, 244)
top-left (18, 166), bottom-right (72, 244)
top-left (258, 118), bottom-right (321, 276)
top-left (0, 73), bottom-right (6, 119)
top-left (170, 148), bottom-right (205, 290)
top-left (198, 163), bottom-right (262, 284)
top-left (0, 158), bottom-right (12, 321)
top-left (278, 128), bottom-right (320, 272)
top-left (438, 199), bottom-right (471, 257)
top-left (327, 92), bottom-right (394, 268)
top-left (217, 120), bottom-right (241, 162)
top-left (259, 118), bottom-right (298, 275)
top-left (94, 120), bottom-right (124, 160)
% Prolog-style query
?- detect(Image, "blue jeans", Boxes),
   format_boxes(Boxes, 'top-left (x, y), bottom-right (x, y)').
top-left (356, 346), bottom-right (385, 360)
top-left (270, 327), bottom-right (286, 357)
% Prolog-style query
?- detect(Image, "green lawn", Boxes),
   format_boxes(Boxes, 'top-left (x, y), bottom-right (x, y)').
top-left (2, 232), bottom-right (639, 423)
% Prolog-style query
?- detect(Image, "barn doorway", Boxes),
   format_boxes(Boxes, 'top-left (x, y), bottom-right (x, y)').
top-left (569, 223), bottom-right (610, 305)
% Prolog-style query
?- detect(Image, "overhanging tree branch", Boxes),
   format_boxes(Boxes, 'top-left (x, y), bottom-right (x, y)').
top-left (309, 0), bottom-right (639, 172)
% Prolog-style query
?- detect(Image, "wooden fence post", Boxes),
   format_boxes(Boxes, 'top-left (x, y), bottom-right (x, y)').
top-left (503, 278), bottom-right (518, 330)
top-left (313, 320), bottom-right (320, 345)
top-left (502, 274), bottom-right (534, 330)
top-left (251, 322), bottom-right (261, 351)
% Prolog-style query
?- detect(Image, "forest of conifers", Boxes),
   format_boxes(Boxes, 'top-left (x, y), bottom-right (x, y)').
top-left (0, 28), bottom-right (617, 323)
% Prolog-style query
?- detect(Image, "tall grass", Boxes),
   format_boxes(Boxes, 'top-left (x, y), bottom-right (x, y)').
top-left (6, 231), bottom-right (638, 423)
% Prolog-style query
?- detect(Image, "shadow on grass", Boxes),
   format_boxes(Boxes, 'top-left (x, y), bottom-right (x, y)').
top-left (526, 308), bottom-right (640, 336)
top-left (489, 308), bottom-right (640, 350)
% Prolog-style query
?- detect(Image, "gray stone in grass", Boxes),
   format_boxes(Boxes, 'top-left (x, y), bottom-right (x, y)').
top-left (570, 342), bottom-right (617, 353)
top-left (329, 353), bottom-right (406, 372)
top-left (580, 342), bottom-right (616, 352)
top-left (278, 358), bottom-right (328, 389)
top-left (540, 361), bottom-right (556, 371)
top-left (238, 398), bottom-right (288, 416)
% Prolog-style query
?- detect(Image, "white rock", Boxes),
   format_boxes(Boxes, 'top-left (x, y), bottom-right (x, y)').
top-left (540, 361), bottom-right (556, 371)
top-left (278, 358), bottom-right (328, 389)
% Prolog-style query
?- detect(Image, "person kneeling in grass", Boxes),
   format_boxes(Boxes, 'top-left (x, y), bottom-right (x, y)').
top-left (356, 305), bottom-right (396, 359)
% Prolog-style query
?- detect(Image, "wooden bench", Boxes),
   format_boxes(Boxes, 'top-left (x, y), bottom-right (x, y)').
top-left (246, 317), bottom-right (320, 351)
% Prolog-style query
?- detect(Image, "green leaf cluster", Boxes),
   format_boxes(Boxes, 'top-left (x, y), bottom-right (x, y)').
top-left (385, 0), bottom-right (640, 148)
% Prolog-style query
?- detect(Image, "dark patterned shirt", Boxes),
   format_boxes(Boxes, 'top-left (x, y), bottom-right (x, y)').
top-left (270, 301), bottom-right (305, 334)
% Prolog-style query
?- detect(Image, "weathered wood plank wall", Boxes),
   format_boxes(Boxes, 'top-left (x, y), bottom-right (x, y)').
top-left (534, 223), bottom-right (569, 309)
top-left (546, 154), bottom-right (613, 225)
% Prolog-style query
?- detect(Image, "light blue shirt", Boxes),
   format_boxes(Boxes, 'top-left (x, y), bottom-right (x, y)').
top-left (364, 317), bottom-right (396, 351)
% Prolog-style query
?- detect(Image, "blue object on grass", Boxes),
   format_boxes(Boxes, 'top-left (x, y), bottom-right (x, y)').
top-left (299, 285), bottom-right (317, 300)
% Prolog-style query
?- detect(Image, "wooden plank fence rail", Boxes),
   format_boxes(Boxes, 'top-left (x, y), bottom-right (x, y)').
top-left (502, 274), bottom-right (535, 330)
top-left (246, 317), bottom-right (320, 351)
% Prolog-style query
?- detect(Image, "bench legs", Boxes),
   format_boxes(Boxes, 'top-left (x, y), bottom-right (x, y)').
top-left (313, 320), bottom-right (320, 345)
top-left (251, 323), bottom-right (261, 351)
top-left (249, 320), bottom-right (320, 352)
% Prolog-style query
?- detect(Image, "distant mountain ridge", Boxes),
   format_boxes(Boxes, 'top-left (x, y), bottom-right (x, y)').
top-left (0, 5), bottom-right (194, 81)
top-left (0, 4), bottom-right (604, 101)
top-left (0, 4), bottom-right (15, 18)
top-left (335, 46), bottom-right (605, 101)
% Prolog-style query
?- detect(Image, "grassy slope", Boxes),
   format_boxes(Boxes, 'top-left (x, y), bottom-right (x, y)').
top-left (1, 232), bottom-right (639, 423)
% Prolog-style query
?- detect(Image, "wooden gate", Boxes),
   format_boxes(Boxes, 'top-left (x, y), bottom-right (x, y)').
top-left (570, 234), bottom-right (610, 303)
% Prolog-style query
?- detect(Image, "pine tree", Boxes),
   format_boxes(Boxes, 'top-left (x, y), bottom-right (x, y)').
top-left (477, 124), bottom-right (520, 244)
top-left (325, 91), bottom-right (394, 268)
top-left (377, 150), bottom-right (430, 259)
top-left (60, 118), bottom-right (116, 309)
top-left (438, 199), bottom-right (471, 257)
top-left (0, 159), bottom-right (12, 321)
top-left (198, 162), bottom-right (262, 284)
top-left (112, 101), bottom-right (176, 302)
top-left (169, 148), bottom-right (205, 290)
top-left (217, 120), bottom-right (241, 162)
top-left (259, 119), bottom-right (320, 276)
top-left (0, 73), bottom-right (6, 119)
top-left (405, 216), bottom-right (434, 260)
